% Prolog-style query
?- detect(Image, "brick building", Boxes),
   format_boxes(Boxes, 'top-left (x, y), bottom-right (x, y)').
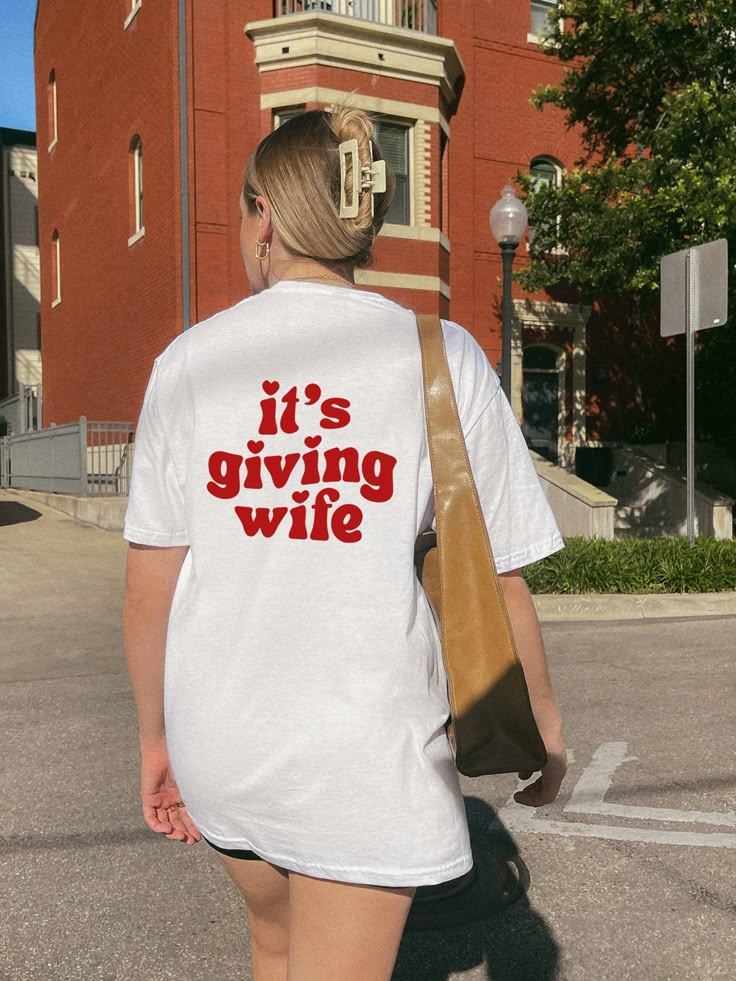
top-left (34, 1), bottom-right (672, 467)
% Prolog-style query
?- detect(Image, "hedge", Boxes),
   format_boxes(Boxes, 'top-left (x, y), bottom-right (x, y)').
top-left (522, 537), bottom-right (736, 594)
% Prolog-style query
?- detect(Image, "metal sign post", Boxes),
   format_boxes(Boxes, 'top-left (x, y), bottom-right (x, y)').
top-left (660, 239), bottom-right (729, 545)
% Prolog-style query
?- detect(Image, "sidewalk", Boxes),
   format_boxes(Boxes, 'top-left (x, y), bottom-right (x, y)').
top-left (2, 488), bottom-right (735, 622)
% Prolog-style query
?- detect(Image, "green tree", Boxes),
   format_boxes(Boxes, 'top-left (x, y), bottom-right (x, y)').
top-left (517, 0), bottom-right (736, 452)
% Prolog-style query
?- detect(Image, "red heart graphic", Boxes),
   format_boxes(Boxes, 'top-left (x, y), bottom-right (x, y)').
top-left (262, 380), bottom-right (279, 395)
top-left (291, 491), bottom-right (309, 504)
top-left (304, 435), bottom-right (322, 449)
top-left (247, 440), bottom-right (264, 454)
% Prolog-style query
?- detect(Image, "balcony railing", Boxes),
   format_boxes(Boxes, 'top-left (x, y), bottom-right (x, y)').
top-left (275, 1), bottom-right (438, 35)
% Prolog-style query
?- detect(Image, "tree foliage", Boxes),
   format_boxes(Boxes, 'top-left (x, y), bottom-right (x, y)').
top-left (517, 0), bottom-right (736, 299)
top-left (517, 0), bottom-right (736, 451)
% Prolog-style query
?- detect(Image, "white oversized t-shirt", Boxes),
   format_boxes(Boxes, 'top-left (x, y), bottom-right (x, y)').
top-left (123, 281), bottom-right (564, 886)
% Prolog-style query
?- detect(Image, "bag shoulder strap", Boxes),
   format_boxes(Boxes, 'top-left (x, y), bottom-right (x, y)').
top-left (416, 313), bottom-right (520, 716)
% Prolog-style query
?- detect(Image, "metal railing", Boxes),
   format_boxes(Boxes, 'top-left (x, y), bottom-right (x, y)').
top-left (0, 417), bottom-right (134, 497)
top-left (0, 382), bottom-right (42, 436)
top-left (86, 421), bottom-right (135, 496)
top-left (275, 0), bottom-right (438, 34)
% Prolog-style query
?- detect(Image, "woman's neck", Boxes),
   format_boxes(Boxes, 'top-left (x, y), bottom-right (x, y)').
top-left (264, 255), bottom-right (356, 290)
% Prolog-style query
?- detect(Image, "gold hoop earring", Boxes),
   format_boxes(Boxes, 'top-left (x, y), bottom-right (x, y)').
top-left (255, 237), bottom-right (271, 261)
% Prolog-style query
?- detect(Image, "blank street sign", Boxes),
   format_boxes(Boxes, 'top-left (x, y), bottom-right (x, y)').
top-left (660, 238), bottom-right (728, 337)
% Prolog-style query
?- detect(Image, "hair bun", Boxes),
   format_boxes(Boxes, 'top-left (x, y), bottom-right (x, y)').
top-left (242, 107), bottom-right (395, 268)
top-left (328, 106), bottom-right (378, 237)
top-left (329, 105), bottom-right (374, 147)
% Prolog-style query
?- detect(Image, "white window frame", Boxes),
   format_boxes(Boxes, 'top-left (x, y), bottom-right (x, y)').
top-left (51, 231), bottom-right (61, 307)
top-left (528, 0), bottom-right (561, 44)
top-left (527, 156), bottom-right (566, 254)
top-left (128, 138), bottom-right (145, 246)
top-left (48, 71), bottom-right (58, 151)
top-left (273, 106), bottom-right (305, 129)
top-left (373, 118), bottom-right (413, 228)
top-left (125, 0), bottom-right (142, 30)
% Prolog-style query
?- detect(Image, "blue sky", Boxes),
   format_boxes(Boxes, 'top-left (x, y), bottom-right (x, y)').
top-left (0, 0), bottom-right (37, 132)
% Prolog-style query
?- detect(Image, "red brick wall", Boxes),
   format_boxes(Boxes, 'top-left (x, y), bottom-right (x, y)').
top-left (35, 0), bottom-right (185, 426)
top-left (445, 1), bottom-right (582, 362)
top-left (36, 1), bottom-right (604, 433)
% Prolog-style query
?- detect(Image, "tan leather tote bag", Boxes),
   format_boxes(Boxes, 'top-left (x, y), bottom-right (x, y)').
top-left (415, 313), bottom-right (548, 777)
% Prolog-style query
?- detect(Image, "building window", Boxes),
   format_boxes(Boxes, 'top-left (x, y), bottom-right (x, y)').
top-left (273, 107), bottom-right (305, 129)
top-left (530, 157), bottom-right (561, 192)
top-left (128, 136), bottom-right (144, 244)
top-left (47, 70), bottom-right (58, 150)
top-left (528, 156), bottom-right (563, 249)
top-left (373, 120), bottom-right (411, 226)
top-left (51, 230), bottom-right (61, 306)
top-left (125, 0), bottom-right (142, 29)
top-left (530, 0), bottom-right (558, 41)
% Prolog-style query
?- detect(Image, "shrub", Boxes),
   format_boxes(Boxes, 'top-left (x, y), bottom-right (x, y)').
top-left (522, 537), bottom-right (736, 594)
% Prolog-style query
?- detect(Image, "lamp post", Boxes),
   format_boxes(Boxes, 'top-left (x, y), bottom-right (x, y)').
top-left (490, 185), bottom-right (528, 400)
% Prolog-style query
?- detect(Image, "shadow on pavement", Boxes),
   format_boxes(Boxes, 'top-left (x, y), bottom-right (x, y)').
top-left (393, 797), bottom-right (559, 980)
top-left (0, 500), bottom-right (43, 527)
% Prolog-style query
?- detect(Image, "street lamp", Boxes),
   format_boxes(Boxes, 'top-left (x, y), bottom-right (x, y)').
top-left (490, 185), bottom-right (528, 400)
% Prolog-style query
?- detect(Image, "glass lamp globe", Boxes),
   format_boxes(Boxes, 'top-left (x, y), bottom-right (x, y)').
top-left (490, 185), bottom-right (528, 245)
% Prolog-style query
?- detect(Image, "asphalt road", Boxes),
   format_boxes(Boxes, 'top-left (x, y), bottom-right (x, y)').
top-left (1, 494), bottom-right (734, 981)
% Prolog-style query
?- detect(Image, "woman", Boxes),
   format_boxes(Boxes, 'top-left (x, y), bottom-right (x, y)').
top-left (123, 106), bottom-right (568, 980)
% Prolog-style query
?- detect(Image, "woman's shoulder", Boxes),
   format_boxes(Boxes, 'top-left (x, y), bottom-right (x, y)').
top-left (151, 296), bottom-right (259, 370)
top-left (440, 319), bottom-right (502, 405)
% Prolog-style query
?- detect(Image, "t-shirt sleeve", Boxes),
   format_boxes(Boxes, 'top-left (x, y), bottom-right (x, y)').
top-left (443, 322), bottom-right (564, 574)
top-left (123, 357), bottom-right (189, 547)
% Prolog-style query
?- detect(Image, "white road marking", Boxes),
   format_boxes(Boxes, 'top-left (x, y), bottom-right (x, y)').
top-left (564, 742), bottom-right (736, 829)
top-left (490, 743), bottom-right (736, 849)
top-left (497, 801), bottom-right (736, 849)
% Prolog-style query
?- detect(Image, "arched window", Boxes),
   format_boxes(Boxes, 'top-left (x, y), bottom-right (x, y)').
top-left (530, 157), bottom-right (561, 192)
top-left (129, 136), bottom-right (144, 243)
top-left (529, 156), bottom-right (563, 250)
top-left (51, 230), bottom-right (61, 306)
top-left (47, 70), bottom-right (58, 150)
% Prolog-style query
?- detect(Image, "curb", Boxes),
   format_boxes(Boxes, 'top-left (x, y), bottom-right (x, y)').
top-left (3, 488), bottom-right (735, 622)
top-left (0, 487), bottom-right (127, 532)
top-left (532, 592), bottom-right (736, 622)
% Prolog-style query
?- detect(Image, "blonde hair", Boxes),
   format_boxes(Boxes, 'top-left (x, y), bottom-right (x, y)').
top-left (242, 106), bottom-right (395, 268)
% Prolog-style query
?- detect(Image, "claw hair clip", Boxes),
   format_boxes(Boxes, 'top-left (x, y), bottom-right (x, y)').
top-left (338, 138), bottom-right (387, 219)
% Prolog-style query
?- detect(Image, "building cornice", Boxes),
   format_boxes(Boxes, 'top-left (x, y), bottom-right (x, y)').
top-left (245, 12), bottom-right (465, 108)
top-left (260, 86), bottom-right (451, 134)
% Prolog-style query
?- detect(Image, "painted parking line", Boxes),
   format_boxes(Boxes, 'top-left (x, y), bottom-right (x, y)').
top-left (493, 742), bottom-right (736, 849)
top-left (564, 742), bottom-right (736, 828)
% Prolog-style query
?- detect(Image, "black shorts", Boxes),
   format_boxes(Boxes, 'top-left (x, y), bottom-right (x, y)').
top-left (204, 836), bottom-right (263, 861)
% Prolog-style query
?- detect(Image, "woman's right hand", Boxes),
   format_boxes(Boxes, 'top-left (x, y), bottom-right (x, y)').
top-left (513, 740), bottom-right (568, 807)
top-left (140, 745), bottom-right (201, 845)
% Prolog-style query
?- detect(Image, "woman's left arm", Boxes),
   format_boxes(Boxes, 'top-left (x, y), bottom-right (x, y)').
top-left (123, 542), bottom-right (200, 844)
top-left (499, 568), bottom-right (568, 807)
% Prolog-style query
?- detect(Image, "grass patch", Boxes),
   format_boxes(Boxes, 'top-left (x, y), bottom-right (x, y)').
top-left (522, 537), bottom-right (736, 594)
